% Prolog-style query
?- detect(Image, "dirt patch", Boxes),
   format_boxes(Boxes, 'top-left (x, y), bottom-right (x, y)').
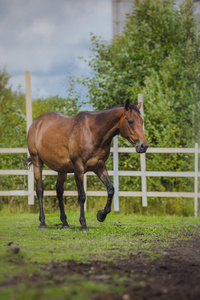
top-left (2, 234), bottom-right (200, 300)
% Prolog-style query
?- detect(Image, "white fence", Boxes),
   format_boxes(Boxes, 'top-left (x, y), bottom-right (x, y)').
top-left (0, 72), bottom-right (199, 216)
top-left (0, 144), bottom-right (199, 216)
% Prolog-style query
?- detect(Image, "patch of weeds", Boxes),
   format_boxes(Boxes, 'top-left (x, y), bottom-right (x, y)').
top-left (150, 253), bottom-right (164, 260)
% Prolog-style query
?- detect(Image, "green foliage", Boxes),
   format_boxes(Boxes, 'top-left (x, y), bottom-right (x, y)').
top-left (33, 75), bottom-right (80, 119)
top-left (78, 0), bottom-right (200, 148)
top-left (0, 68), bottom-right (27, 148)
top-left (74, 0), bottom-right (200, 206)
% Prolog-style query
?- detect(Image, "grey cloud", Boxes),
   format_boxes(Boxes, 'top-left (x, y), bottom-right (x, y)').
top-left (0, 0), bottom-right (112, 99)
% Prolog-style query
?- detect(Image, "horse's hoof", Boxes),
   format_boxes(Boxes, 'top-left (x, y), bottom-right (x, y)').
top-left (97, 210), bottom-right (106, 222)
top-left (62, 225), bottom-right (70, 229)
top-left (80, 226), bottom-right (88, 231)
top-left (39, 225), bottom-right (47, 230)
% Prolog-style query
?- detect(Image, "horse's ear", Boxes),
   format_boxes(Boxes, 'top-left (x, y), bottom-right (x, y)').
top-left (125, 99), bottom-right (130, 111)
top-left (137, 102), bottom-right (142, 110)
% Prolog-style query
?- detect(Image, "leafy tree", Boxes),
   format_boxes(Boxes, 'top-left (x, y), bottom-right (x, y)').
top-left (74, 0), bottom-right (200, 212)
top-left (0, 68), bottom-right (26, 148)
top-left (78, 0), bottom-right (200, 148)
top-left (33, 75), bottom-right (80, 119)
top-left (0, 70), bottom-right (81, 147)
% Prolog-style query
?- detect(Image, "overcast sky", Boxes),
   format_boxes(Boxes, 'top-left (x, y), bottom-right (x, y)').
top-left (2, 0), bottom-right (199, 101)
top-left (0, 0), bottom-right (112, 99)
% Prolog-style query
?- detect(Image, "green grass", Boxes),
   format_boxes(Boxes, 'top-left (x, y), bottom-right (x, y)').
top-left (1, 212), bottom-right (199, 262)
top-left (0, 212), bottom-right (200, 300)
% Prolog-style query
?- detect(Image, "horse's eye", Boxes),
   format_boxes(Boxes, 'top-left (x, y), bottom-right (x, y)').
top-left (128, 120), bottom-right (134, 125)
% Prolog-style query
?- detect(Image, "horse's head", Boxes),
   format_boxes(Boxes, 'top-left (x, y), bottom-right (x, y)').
top-left (119, 99), bottom-right (149, 153)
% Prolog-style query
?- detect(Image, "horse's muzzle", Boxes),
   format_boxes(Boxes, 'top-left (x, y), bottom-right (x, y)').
top-left (136, 142), bottom-right (149, 153)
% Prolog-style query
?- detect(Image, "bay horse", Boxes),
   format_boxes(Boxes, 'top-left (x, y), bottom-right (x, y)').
top-left (27, 99), bottom-right (148, 230)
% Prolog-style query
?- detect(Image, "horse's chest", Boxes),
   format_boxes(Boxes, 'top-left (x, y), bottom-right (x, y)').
top-left (85, 149), bottom-right (109, 170)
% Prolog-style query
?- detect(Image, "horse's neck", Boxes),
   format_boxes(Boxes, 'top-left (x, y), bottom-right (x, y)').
top-left (95, 106), bottom-right (123, 145)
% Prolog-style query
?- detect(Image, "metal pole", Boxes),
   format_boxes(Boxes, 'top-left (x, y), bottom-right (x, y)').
top-left (112, 0), bottom-right (120, 36)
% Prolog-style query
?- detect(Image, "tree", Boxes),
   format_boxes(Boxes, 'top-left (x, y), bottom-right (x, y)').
top-left (73, 0), bottom-right (200, 213)
top-left (78, 0), bottom-right (200, 148)
top-left (33, 75), bottom-right (80, 119)
top-left (0, 68), bottom-right (27, 148)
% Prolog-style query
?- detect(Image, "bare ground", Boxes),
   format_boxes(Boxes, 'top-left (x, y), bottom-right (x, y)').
top-left (2, 233), bottom-right (200, 300)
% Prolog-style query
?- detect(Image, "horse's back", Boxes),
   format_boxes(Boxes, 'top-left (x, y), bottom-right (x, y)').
top-left (33, 112), bottom-right (69, 126)
top-left (28, 112), bottom-right (70, 147)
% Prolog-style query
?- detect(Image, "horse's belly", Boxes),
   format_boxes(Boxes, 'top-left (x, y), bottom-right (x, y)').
top-left (35, 126), bottom-right (74, 173)
top-left (38, 146), bottom-right (74, 173)
top-left (43, 158), bottom-right (74, 173)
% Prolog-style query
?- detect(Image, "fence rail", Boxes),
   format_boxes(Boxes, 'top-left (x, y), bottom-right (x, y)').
top-left (0, 144), bottom-right (199, 216)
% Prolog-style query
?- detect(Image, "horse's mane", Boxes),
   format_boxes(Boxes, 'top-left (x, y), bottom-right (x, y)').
top-left (114, 104), bottom-right (140, 115)
top-left (85, 103), bottom-right (140, 116)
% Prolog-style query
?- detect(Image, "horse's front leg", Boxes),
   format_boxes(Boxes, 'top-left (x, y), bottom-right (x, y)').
top-left (95, 164), bottom-right (114, 222)
top-left (74, 164), bottom-right (88, 231)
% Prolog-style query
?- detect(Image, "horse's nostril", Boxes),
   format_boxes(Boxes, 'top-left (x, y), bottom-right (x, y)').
top-left (140, 142), bottom-right (148, 153)
top-left (136, 142), bottom-right (148, 153)
top-left (140, 143), bottom-right (146, 151)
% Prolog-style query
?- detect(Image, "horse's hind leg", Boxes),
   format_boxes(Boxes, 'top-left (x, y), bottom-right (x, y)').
top-left (95, 164), bottom-right (114, 222)
top-left (33, 156), bottom-right (47, 229)
top-left (56, 172), bottom-right (70, 229)
top-left (74, 164), bottom-right (88, 231)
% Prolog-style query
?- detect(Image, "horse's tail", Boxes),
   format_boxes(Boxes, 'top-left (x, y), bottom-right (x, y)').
top-left (27, 157), bottom-right (33, 168)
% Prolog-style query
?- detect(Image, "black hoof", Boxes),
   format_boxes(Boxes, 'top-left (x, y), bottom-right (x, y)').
top-left (39, 225), bottom-right (47, 230)
top-left (80, 226), bottom-right (88, 231)
top-left (62, 225), bottom-right (70, 229)
top-left (97, 210), bottom-right (107, 222)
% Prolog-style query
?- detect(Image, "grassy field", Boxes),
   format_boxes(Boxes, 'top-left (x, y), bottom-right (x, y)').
top-left (0, 212), bottom-right (200, 300)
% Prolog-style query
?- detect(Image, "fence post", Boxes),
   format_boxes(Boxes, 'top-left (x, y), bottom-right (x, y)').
top-left (84, 174), bottom-right (87, 211)
top-left (113, 135), bottom-right (119, 211)
top-left (138, 94), bottom-right (147, 207)
top-left (194, 143), bottom-right (198, 217)
top-left (26, 71), bottom-right (34, 205)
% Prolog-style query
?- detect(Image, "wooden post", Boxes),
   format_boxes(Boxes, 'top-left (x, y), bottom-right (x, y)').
top-left (25, 71), bottom-right (34, 205)
top-left (84, 173), bottom-right (87, 211)
top-left (112, 0), bottom-right (120, 212)
top-left (194, 143), bottom-right (198, 217)
top-left (138, 94), bottom-right (147, 207)
top-left (25, 71), bottom-right (32, 134)
top-left (138, 94), bottom-right (144, 126)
